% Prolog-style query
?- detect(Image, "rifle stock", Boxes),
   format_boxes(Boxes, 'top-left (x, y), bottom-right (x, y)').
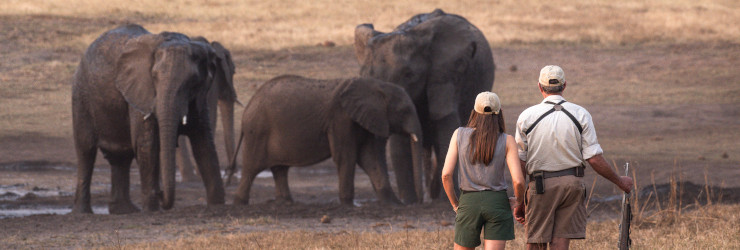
top-left (618, 163), bottom-right (632, 250)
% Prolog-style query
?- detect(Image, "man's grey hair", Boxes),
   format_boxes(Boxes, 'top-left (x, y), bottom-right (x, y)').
top-left (540, 84), bottom-right (565, 94)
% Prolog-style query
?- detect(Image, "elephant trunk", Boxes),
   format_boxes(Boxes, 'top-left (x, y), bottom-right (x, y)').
top-left (409, 133), bottom-right (424, 203)
top-left (157, 94), bottom-right (184, 210)
top-left (403, 114), bottom-right (424, 204)
top-left (218, 100), bottom-right (235, 170)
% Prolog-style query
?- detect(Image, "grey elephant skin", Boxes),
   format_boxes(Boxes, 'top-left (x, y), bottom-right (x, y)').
top-left (354, 9), bottom-right (495, 199)
top-left (233, 75), bottom-right (424, 205)
top-left (176, 37), bottom-right (239, 182)
top-left (71, 24), bottom-right (225, 214)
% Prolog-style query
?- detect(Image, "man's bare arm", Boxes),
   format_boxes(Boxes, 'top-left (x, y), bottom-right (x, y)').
top-left (586, 154), bottom-right (632, 193)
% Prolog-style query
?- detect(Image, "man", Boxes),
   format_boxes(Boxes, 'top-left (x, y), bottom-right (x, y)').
top-left (514, 65), bottom-right (633, 250)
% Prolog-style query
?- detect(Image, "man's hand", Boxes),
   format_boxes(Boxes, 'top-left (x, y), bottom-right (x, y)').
top-left (618, 176), bottom-right (633, 193)
top-left (514, 203), bottom-right (525, 224)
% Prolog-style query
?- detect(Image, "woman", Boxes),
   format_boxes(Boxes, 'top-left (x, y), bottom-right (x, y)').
top-left (442, 92), bottom-right (525, 250)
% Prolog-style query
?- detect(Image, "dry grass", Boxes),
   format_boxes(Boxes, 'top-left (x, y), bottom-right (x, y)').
top-left (2, 0), bottom-right (739, 50)
top-left (114, 167), bottom-right (740, 249)
top-left (109, 204), bottom-right (739, 249)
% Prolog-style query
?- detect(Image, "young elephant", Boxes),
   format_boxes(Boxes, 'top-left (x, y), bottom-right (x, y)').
top-left (233, 75), bottom-right (424, 205)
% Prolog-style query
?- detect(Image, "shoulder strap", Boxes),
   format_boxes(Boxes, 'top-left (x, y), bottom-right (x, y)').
top-left (524, 100), bottom-right (583, 135)
top-left (560, 106), bottom-right (584, 134)
top-left (524, 108), bottom-right (556, 135)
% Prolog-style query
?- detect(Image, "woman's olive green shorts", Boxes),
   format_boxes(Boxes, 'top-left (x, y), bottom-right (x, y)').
top-left (454, 190), bottom-right (514, 247)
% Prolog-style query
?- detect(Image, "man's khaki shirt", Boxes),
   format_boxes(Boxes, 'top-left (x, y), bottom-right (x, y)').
top-left (515, 95), bottom-right (603, 174)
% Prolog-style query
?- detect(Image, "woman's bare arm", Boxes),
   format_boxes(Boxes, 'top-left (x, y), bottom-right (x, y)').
top-left (505, 135), bottom-right (525, 206)
top-left (441, 129), bottom-right (460, 212)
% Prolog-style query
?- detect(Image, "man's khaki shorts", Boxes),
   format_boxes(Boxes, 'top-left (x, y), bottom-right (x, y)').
top-left (525, 175), bottom-right (586, 243)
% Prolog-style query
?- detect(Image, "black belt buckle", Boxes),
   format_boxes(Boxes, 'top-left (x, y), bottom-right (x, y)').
top-left (533, 172), bottom-right (544, 194)
top-left (575, 166), bottom-right (584, 177)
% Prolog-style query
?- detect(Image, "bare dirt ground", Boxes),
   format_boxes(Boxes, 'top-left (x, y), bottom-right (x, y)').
top-left (1, 13), bottom-right (739, 249)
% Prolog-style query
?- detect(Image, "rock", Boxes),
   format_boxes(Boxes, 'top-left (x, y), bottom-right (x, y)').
top-left (509, 65), bottom-right (518, 72)
top-left (698, 156), bottom-right (706, 160)
top-left (721, 152), bottom-right (729, 159)
top-left (320, 215), bottom-right (331, 224)
top-left (440, 220), bottom-right (452, 227)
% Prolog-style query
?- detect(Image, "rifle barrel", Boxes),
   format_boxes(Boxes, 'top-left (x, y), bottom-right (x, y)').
top-left (618, 163), bottom-right (632, 250)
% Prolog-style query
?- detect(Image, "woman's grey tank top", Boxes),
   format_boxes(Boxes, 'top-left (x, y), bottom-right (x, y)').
top-left (457, 127), bottom-right (508, 191)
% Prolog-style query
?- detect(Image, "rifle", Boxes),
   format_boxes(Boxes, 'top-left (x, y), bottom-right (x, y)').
top-left (618, 162), bottom-right (632, 250)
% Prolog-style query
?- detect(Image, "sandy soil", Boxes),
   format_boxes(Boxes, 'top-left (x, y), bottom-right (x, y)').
top-left (1, 14), bottom-right (739, 248)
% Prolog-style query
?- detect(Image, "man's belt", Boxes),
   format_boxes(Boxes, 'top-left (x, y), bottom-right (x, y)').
top-left (529, 166), bottom-right (584, 181)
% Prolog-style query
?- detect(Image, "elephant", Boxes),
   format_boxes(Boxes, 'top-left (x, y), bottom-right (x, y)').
top-left (233, 75), bottom-right (424, 205)
top-left (71, 24), bottom-right (225, 214)
top-left (175, 36), bottom-right (239, 182)
top-left (354, 9), bottom-right (495, 199)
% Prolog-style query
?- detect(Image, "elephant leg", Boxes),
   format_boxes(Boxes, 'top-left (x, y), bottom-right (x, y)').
top-left (429, 114), bottom-right (462, 199)
top-left (334, 157), bottom-right (357, 205)
top-left (388, 134), bottom-right (417, 203)
top-left (270, 165), bottom-right (293, 203)
top-left (72, 99), bottom-right (97, 214)
top-left (176, 136), bottom-right (200, 182)
top-left (358, 137), bottom-right (401, 205)
top-left (329, 127), bottom-right (359, 205)
top-left (234, 158), bottom-right (263, 205)
top-left (188, 131), bottom-right (226, 205)
top-left (103, 151), bottom-right (140, 214)
top-left (72, 134), bottom-right (97, 214)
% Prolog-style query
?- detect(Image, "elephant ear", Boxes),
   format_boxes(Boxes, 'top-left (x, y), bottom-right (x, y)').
top-left (210, 41), bottom-right (239, 105)
top-left (191, 40), bottom-right (219, 118)
top-left (337, 79), bottom-right (390, 137)
top-left (354, 24), bottom-right (382, 63)
top-left (115, 34), bottom-right (164, 116)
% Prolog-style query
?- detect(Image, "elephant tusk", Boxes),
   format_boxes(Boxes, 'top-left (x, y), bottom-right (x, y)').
top-left (143, 113), bottom-right (151, 120)
top-left (410, 133), bottom-right (419, 143)
top-left (182, 115), bottom-right (187, 125)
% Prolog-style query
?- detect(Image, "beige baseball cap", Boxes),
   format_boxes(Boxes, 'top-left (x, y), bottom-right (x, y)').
top-left (538, 65), bottom-right (565, 87)
top-left (474, 92), bottom-right (501, 115)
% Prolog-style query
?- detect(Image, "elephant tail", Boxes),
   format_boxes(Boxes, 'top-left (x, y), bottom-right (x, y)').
top-left (224, 130), bottom-right (243, 186)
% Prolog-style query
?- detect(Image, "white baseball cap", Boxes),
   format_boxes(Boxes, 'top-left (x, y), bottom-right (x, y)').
top-left (474, 92), bottom-right (501, 115)
top-left (538, 65), bottom-right (565, 87)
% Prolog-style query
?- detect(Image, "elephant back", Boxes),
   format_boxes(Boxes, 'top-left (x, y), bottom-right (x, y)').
top-left (243, 75), bottom-right (334, 127)
top-left (79, 25), bottom-right (151, 87)
top-left (416, 13), bottom-right (495, 122)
